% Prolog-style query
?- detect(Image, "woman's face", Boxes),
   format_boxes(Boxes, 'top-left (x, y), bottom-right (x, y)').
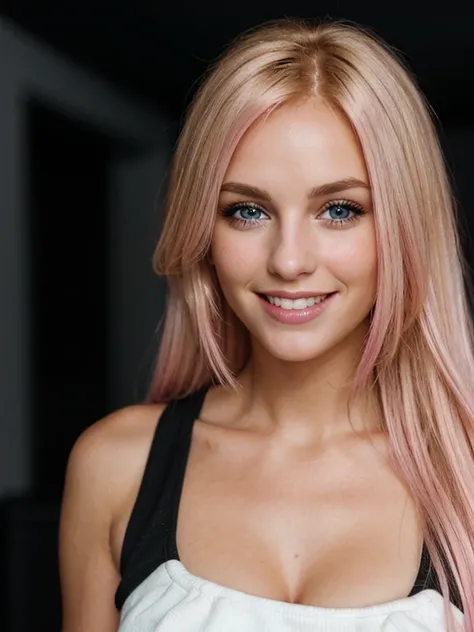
top-left (211, 97), bottom-right (377, 363)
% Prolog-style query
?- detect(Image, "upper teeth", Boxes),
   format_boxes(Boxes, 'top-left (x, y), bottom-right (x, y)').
top-left (266, 295), bottom-right (328, 309)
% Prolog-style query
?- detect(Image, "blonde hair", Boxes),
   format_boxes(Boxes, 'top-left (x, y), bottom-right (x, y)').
top-left (148, 18), bottom-right (474, 627)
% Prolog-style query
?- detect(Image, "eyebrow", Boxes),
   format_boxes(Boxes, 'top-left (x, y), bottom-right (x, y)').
top-left (220, 178), bottom-right (370, 201)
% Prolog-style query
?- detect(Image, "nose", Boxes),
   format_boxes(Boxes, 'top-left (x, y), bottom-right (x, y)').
top-left (267, 219), bottom-right (317, 281)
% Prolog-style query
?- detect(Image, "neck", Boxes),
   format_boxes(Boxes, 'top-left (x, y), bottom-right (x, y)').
top-left (234, 331), bottom-right (382, 447)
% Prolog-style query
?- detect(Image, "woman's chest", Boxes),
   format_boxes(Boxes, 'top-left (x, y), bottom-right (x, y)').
top-left (175, 425), bottom-right (424, 608)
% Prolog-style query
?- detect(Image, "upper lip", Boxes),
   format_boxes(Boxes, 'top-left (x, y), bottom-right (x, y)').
top-left (258, 290), bottom-right (335, 299)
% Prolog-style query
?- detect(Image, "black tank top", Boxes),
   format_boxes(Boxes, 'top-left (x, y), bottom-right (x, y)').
top-left (114, 387), bottom-right (463, 612)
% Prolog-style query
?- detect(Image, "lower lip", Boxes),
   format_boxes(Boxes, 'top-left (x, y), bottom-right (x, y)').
top-left (257, 293), bottom-right (337, 324)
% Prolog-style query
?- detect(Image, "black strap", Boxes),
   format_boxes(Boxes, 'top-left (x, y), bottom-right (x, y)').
top-left (409, 542), bottom-right (462, 611)
top-left (115, 386), bottom-right (209, 609)
top-left (408, 542), bottom-right (432, 595)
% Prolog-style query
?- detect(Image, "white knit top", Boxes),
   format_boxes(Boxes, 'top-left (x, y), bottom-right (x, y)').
top-left (117, 560), bottom-right (464, 632)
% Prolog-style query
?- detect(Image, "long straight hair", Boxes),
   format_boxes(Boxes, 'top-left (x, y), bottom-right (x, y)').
top-left (148, 18), bottom-right (474, 628)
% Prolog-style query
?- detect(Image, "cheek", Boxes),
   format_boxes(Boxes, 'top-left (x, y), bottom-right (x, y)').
top-left (326, 231), bottom-right (378, 287)
top-left (211, 226), bottom-right (263, 287)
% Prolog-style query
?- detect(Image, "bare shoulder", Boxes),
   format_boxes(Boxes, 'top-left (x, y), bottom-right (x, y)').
top-left (64, 403), bottom-right (167, 517)
top-left (59, 403), bottom-right (166, 632)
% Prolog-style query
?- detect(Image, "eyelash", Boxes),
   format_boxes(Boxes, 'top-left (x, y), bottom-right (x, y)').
top-left (220, 199), bottom-right (367, 229)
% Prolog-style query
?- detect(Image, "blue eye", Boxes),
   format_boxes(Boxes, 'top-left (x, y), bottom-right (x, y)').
top-left (323, 204), bottom-right (352, 220)
top-left (221, 203), bottom-right (268, 226)
top-left (234, 205), bottom-right (265, 221)
top-left (319, 201), bottom-right (366, 226)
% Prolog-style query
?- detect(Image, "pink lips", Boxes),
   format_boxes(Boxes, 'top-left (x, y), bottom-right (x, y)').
top-left (257, 292), bottom-right (337, 324)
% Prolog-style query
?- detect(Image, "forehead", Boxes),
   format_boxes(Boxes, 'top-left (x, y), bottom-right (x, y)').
top-left (224, 97), bottom-right (368, 188)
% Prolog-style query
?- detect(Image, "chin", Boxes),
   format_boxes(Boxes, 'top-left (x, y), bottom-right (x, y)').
top-left (268, 349), bottom-right (327, 363)
top-left (257, 332), bottom-right (337, 363)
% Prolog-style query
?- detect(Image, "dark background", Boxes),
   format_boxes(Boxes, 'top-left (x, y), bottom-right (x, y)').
top-left (4, 2), bottom-right (474, 123)
top-left (0, 2), bottom-right (473, 630)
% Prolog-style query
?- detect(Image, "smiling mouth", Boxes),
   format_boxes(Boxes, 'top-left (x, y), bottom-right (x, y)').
top-left (257, 292), bottom-right (336, 310)
top-left (255, 291), bottom-right (337, 325)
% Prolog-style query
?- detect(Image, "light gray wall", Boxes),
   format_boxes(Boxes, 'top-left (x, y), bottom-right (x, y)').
top-left (0, 18), bottom-right (171, 497)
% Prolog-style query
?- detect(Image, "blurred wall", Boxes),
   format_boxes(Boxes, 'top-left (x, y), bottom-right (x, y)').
top-left (108, 151), bottom-right (169, 411)
top-left (0, 18), bottom-right (171, 498)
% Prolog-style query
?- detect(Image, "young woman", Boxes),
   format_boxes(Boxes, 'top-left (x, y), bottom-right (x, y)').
top-left (59, 18), bottom-right (472, 632)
